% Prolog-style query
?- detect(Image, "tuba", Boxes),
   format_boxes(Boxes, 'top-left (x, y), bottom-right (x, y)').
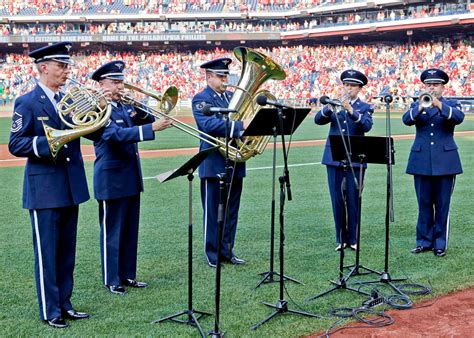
top-left (223, 47), bottom-right (286, 162)
top-left (43, 83), bottom-right (111, 158)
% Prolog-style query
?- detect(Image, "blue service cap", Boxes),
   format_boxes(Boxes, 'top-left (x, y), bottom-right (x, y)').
top-left (28, 41), bottom-right (73, 64)
top-left (420, 68), bottom-right (449, 84)
top-left (91, 60), bottom-right (126, 82)
top-left (340, 69), bottom-right (368, 86)
top-left (200, 58), bottom-right (232, 75)
top-left (309, 97), bottom-right (318, 104)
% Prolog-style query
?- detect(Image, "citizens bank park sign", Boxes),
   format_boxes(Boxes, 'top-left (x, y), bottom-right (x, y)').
top-left (1, 33), bottom-right (280, 44)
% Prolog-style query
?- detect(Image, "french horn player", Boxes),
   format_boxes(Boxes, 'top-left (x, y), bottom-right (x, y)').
top-left (90, 60), bottom-right (173, 296)
top-left (402, 68), bottom-right (464, 257)
top-left (8, 41), bottom-right (92, 329)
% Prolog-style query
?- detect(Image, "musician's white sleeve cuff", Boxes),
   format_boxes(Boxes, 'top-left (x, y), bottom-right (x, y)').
top-left (33, 136), bottom-right (40, 158)
top-left (139, 126), bottom-right (144, 142)
top-left (448, 106), bottom-right (452, 120)
top-left (321, 108), bottom-right (329, 118)
top-left (410, 108), bottom-right (415, 121)
top-left (230, 121), bottom-right (235, 137)
top-left (355, 113), bottom-right (361, 123)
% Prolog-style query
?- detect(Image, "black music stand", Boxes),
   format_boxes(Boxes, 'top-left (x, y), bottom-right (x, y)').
top-left (305, 135), bottom-right (391, 302)
top-left (247, 107), bottom-right (320, 331)
top-left (245, 107), bottom-right (309, 289)
top-left (152, 147), bottom-right (217, 337)
top-left (329, 135), bottom-right (392, 279)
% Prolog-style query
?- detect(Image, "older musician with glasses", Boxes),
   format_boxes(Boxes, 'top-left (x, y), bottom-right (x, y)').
top-left (8, 42), bottom-right (91, 329)
top-left (314, 69), bottom-right (374, 252)
top-left (403, 68), bottom-right (464, 257)
top-left (91, 61), bottom-right (172, 295)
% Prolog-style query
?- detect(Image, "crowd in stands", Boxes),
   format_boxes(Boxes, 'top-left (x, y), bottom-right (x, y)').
top-left (0, 0), bottom-right (468, 17)
top-left (1, 2), bottom-right (469, 36)
top-left (1, 40), bottom-right (471, 107)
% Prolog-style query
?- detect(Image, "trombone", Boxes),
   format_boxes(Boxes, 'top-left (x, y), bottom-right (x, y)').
top-left (121, 82), bottom-right (243, 158)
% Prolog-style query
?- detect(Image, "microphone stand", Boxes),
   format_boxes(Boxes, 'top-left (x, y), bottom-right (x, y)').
top-left (256, 126), bottom-right (302, 289)
top-left (252, 106), bottom-right (319, 331)
top-left (306, 103), bottom-right (370, 302)
top-left (355, 94), bottom-right (406, 293)
top-left (209, 111), bottom-right (232, 338)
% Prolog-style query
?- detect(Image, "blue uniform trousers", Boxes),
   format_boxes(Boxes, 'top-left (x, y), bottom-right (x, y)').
top-left (326, 165), bottom-right (363, 245)
top-left (98, 194), bottom-right (140, 286)
top-left (414, 175), bottom-right (455, 251)
top-left (201, 177), bottom-right (243, 265)
top-left (29, 206), bottom-right (78, 320)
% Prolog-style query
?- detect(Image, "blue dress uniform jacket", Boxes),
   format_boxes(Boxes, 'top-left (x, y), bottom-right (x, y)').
top-left (192, 85), bottom-right (245, 265)
top-left (402, 98), bottom-right (464, 251)
top-left (9, 86), bottom-right (90, 209)
top-left (314, 98), bottom-right (373, 245)
top-left (93, 103), bottom-right (155, 286)
top-left (8, 85), bottom-right (90, 321)
top-left (402, 98), bottom-right (463, 176)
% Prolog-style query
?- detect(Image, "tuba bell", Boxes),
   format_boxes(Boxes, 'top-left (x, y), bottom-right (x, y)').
top-left (223, 46), bottom-right (286, 162)
top-left (43, 83), bottom-right (111, 158)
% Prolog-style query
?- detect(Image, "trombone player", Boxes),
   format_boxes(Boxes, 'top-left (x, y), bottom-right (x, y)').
top-left (8, 42), bottom-right (91, 328)
top-left (403, 68), bottom-right (464, 257)
top-left (91, 61), bottom-right (172, 295)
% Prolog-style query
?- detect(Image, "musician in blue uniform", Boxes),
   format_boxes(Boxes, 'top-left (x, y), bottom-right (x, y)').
top-left (314, 69), bottom-right (373, 251)
top-left (91, 61), bottom-right (172, 295)
top-left (8, 42), bottom-right (90, 328)
top-left (192, 58), bottom-right (249, 267)
top-left (402, 68), bottom-right (464, 257)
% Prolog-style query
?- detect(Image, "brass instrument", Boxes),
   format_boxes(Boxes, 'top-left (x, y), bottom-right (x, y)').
top-left (223, 46), bottom-right (286, 162)
top-left (122, 82), bottom-right (179, 114)
top-left (121, 83), bottom-right (244, 155)
top-left (420, 93), bottom-right (433, 108)
top-left (43, 82), bottom-right (111, 158)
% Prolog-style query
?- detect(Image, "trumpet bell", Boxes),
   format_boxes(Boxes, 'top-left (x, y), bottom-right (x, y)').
top-left (420, 93), bottom-right (433, 108)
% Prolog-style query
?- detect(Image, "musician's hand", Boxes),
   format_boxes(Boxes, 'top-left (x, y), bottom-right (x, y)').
top-left (342, 100), bottom-right (353, 114)
top-left (101, 88), bottom-right (113, 101)
top-left (152, 118), bottom-right (173, 132)
top-left (432, 96), bottom-right (442, 110)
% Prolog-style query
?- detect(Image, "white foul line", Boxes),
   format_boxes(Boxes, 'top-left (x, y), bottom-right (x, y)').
top-left (143, 162), bottom-right (321, 180)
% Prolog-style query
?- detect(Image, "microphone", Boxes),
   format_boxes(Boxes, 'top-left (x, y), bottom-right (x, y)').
top-left (383, 94), bottom-right (393, 103)
top-left (320, 95), bottom-right (343, 107)
top-left (202, 104), bottom-right (238, 116)
top-left (256, 95), bottom-right (291, 108)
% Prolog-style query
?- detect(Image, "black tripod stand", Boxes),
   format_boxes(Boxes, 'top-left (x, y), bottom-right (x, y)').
top-left (354, 95), bottom-right (406, 293)
top-left (251, 106), bottom-right (319, 330)
top-left (152, 148), bottom-right (217, 337)
top-left (305, 159), bottom-right (371, 302)
top-left (255, 126), bottom-right (302, 289)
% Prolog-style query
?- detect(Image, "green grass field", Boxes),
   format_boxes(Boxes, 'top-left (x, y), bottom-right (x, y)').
top-left (0, 115), bottom-right (473, 336)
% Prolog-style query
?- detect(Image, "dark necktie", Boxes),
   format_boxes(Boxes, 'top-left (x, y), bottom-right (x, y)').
top-left (54, 93), bottom-right (62, 103)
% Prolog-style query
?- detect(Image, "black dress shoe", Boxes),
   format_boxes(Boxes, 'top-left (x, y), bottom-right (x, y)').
top-left (434, 249), bottom-right (446, 257)
top-left (63, 309), bottom-right (90, 320)
top-left (410, 246), bottom-right (432, 254)
top-left (46, 317), bottom-right (69, 328)
top-left (123, 279), bottom-right (148, 288)
top-left (106, 285), bottom-right (127, 295)
top-left (227, 256), bottom-right (246, 265)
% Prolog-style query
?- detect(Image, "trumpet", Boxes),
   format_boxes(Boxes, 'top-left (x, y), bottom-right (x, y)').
top-left (419, 93), bottom-right (433, 108)
top-left (121, 82), bottom-right (243, 158)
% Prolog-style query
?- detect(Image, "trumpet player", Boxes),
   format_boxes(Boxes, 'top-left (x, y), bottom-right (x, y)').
top-left (403, 68), bottom-right (464, 257)
top-left (8, 42), bottom-right (91, 328)
top-left (91, 61), bottom-right (172, 295)
top-left (314, 69), bottom-right (373, 252)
